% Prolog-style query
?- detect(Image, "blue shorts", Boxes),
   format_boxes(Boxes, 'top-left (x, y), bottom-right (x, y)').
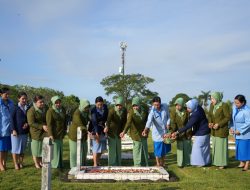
top-left (0, 136), bottom-right (12, 151)
top-left (153, 141), bottom-right (171, 157)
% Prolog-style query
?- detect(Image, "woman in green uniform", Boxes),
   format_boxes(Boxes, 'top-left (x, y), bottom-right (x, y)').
top-left (27, 95), bottom-right (48, 169)
top-left (68, 99), bottom-right (90, 168)
top-left (208, 92), bottom-right (230, 169)
top-left (46, 96), bottom-right (67, 169)
top-left (170, 97), bottom-right (192, 168)
top-left (106, 97), bottom-right (127, 166)
top-left (120, 97), bottom-right (148, 166)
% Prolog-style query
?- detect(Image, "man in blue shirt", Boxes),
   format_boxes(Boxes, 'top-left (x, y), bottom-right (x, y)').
top-left (142, 96), bottom-right (171, 167)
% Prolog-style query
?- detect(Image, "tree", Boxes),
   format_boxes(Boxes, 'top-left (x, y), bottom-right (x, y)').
top-left (62, 95), bottom-right (80, 115)
top-left (100, 73), bottom-right (158, 105)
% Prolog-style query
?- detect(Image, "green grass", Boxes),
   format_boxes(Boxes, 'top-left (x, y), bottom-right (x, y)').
top-left (0, 136), bottom-right (249, 190)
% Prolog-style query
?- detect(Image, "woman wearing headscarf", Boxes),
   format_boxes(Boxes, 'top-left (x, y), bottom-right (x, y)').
top-left (27, 95), bottom-right (48, 169)
top-left (0, 87), bottom-right (15, 171)
top-left (172, 99), bottom-right (211, 167)
top-left (169, 97), bottom-right (192, 168)
top-left (68, 99), bottom-right (90, 168)
top-left (106, 97), bottom-right (127, 166)
top-left (90, 96), bottom-right (108, 167)
top-left (142, 96), bottom-right (171, 167)
top-left (46, 96), bottom-right (67, 168)
top-left (208, 92), bottom-right (230, 169)
top-left (230, 95), bottom-right (250, 171)
top-left (120, 97), bottom-right (149, 166)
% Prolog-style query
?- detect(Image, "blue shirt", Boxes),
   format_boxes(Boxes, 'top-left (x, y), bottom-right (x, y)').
top-left (0, 98), bottom-right (15, 137)
top-left (231, 105), bottom-right (250, 140)
top-left (145, 104), bottom-right (170, 142)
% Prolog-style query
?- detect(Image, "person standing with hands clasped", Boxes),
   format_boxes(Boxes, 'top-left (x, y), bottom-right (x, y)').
top-left (142, 96), bottom-right (171, 167)
top-left (106, 97), bottom-right (127, 166)
top-left (46, 96), bottom-right (67, 169)
top-left (208, 92), bottom-right (230, 169)
top-left (27, 95), bottom-right (48, 169)
top-left (171, 99), bottom-right (211, 167)
top-left (11, 92), bottom-right (29, 170)
top-left (120, 97), bottom-right (149, 166)
top-left (230, 95), bottom-right (250, 171)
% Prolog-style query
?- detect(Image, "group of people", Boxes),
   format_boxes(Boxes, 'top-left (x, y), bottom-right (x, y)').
top-left (0, 86), bottom-right (250, 172)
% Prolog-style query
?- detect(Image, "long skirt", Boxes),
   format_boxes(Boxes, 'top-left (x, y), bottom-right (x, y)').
top-left (31, 139), bottom-right (42, 157)
top-left (0, 136), bottom-right (11, 151)
top-left (51, 139), bottom-right (63, 168)
top-left (69, 139), bottom-right (88, 168)
top-left (153, 141), bottom-right (171, 158)
top-left (177, 139), bottom-right (192, 167)
top-left (11, 134), bottom-right (28, 154)
top-left (211, 136), bottom-right (228, 166)
top-left (133, 138), bottom-right (149, 166)
top-left (191, 134), bottom-right (211, 166)
top-left (236, 139), bottom-right (250, 161)
top-left (91, 135), bottom-right (107, 154)
top-left (108, 135), bottom-right (121, 166)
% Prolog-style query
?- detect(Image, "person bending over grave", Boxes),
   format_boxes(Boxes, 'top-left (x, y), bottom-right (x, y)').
top-left (142, 96), bottom-right (171, 167)
top-left (46, 96), bottom-right (67, 169)
top-left (27, 95), bottom-right (48, 169)
top-left (171, 99), bottom-right (211, 167)
top-left (169, 97), bottom-right (192, 168)
top-left (90, 96), bottom-right (108, 167)
top-left (68, 99), bottom-right (91, 168)
top-left (106, 97), bottom-right (127, 166)
top-left (120, 97), bottom-right (149, 166)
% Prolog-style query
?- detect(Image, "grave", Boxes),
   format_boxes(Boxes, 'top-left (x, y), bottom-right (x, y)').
top-left (68, 127), bottom-right (169, 182)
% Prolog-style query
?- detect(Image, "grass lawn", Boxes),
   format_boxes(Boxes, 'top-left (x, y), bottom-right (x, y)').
top-left (0, 135), bottom-right (249, 190)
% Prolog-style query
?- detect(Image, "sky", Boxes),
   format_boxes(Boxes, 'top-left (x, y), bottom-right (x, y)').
top-left (1, 0), bottom-right (250, 104)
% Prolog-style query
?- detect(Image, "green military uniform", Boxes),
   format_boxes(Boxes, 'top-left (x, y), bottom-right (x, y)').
top-left (68, 99), bottom-right (90, 168)
top-left (107, 97), bottom-right (127, 166)
top-left (46, 96), bottom-right (67, 168)
top-left (27, 104), bottom-right (48, 157)
top-left (123, 97), bottom-right (149, 166)
top-left (170, 98), bottom-right (192, 167)
top-left (208, 92), bottom-right (231, 167)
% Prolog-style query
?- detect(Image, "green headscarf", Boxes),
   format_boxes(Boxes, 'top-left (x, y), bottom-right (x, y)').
top-left (174, 98), bottom-right (184, 106)
top-left (175, 98), bottom-right (185, 118)
top-left (51, 96), bottom-right (62, 113)
top-left (211, 92), bottom-right (223, 114)
top-left (132, 97), bottom-right (143, 119)
top-left (115, 97), bottom-right (124, 105)
top-left (114, 97), bottom-right (124, 118)
top-left (79, 99), bottom-right (90, 119)
top-left (132, 97), bottom-right (141, 106)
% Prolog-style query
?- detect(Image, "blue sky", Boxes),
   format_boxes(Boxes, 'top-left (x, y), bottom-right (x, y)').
top-left (1, 0), bottom-right (250, 104)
